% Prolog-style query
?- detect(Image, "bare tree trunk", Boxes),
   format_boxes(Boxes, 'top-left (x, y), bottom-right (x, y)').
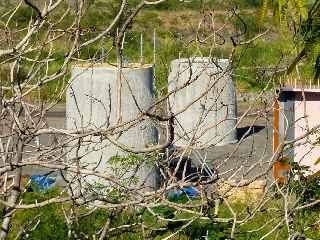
top-left (0, 139), bottom-right (23, 239)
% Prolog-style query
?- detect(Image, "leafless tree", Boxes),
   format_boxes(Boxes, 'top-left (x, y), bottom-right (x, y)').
top-left (0, 0), bottom-right (319, 239)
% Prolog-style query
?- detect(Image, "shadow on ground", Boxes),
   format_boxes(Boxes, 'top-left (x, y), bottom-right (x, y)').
top-left (237, 125), bottom-right (265, 140)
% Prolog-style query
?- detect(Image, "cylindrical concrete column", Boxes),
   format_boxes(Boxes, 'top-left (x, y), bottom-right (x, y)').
top-left (66, 64), bottom-right (158, 189)
top-left (168, 57), bottom-right (237, 147)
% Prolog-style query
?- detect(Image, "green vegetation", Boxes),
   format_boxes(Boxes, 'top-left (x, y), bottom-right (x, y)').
top-left (1, 180), bottom-right (319, 239)
top-left (2, 163), bottom-right (319, 239)
top-left (0, 156), bottom-right (319, 239)
top-left (2, 0), bottom-right (318, 100)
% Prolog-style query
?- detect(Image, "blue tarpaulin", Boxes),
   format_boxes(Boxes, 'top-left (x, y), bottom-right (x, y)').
top-left (167, 187), bottom-right (199, 199)
top-left (30, 175), bottom-right (56, 192)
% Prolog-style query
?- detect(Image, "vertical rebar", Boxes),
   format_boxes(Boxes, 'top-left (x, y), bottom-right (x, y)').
top-left (309, 78), bottom-right (312, 89)
top-left (140, 32), bottom-right (144, 65)
top-left (153, 29), bottom-right (156, 65)
top-left (153, 29), bottom-right (157, 94)
top-left (101, 36), bottom-right (105, 63)
top-left (121, 32), bottom-right (126, 63)
top-left (121, 32), bottom-right (126, 50)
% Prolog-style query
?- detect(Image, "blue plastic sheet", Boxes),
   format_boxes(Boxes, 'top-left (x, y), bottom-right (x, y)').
top-left (30, 175), bottom-right (56, 192)
top-left (167, 187), bottom-right (199, 199)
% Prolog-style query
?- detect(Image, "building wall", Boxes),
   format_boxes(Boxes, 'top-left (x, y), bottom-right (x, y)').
top-left (277, 90), bottom-right (320, 175)
top-left (293, 92), bottom-right (320, 174)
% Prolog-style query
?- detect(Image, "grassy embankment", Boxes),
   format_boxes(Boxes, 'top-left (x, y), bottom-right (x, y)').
top-left (0, 0), bottom-right (317, 100)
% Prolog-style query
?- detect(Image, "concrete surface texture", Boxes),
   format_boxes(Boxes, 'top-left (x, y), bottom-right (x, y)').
top-left (168, 57), bottom-right (237, 147)
top-left (66, 64), bottom-right (158, 189)
top-left (207, 114), bottom-right (273, 183)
